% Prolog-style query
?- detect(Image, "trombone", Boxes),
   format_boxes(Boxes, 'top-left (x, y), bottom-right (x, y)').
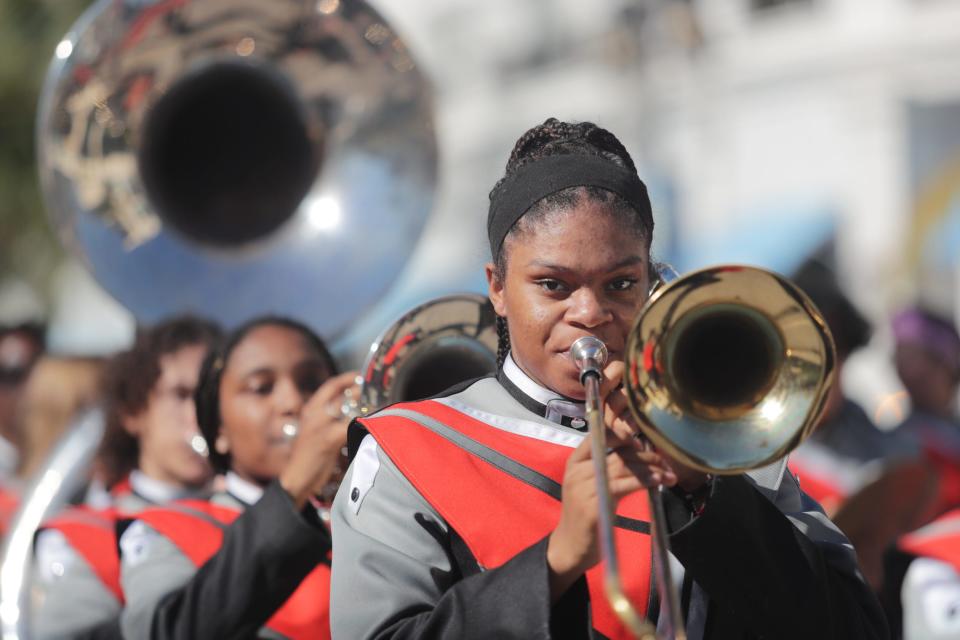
top-left (570, 264), bottom-right (836, 640)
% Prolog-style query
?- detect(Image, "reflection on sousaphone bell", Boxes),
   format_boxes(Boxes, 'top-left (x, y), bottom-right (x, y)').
top-left (36, 0), bottom-right (437, 337)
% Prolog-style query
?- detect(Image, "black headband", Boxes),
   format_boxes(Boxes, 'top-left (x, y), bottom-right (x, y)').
top-left (487, 154), bottom-right (654, 259)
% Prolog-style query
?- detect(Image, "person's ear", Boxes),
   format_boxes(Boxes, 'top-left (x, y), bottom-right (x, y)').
top-left (485, 262), bottom-right (507, 318)
top-left (121, 412), bottom-right (144, 438)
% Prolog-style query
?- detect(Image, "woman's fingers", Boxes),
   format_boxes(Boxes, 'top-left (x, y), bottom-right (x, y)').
top-left (316, 371), bottom-right (362, 405)
top-left (598, 361), bottom-right (625, 398)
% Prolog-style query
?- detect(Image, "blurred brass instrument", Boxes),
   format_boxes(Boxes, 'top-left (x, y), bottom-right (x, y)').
top-left (571, 264), bottom-right (836, 640)
top-left (357, 293), bottom-right (499, 413)
top-left (281, 294), bottom-right (499, 504)
top-left (281, 293), bottom-right (499, 444)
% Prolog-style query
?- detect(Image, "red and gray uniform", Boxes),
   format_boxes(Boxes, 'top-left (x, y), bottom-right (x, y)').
top-left (788, 399), bottom-right (916, 514)
top-left (891, 509), bottom-right (960, 639)
top-left (31, 472), bottom-right (185, 639)
top-left (117, 473), bottom-right (331, 639)
top-left (330, 355), bottom-right (888, 640)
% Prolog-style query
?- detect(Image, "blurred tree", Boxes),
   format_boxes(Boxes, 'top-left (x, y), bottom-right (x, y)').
top-left (0, 0), bottom-right (91, 298)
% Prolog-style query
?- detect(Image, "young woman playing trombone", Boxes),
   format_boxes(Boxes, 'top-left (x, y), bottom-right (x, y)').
top-left (330, 118), bottom-right (888, 639)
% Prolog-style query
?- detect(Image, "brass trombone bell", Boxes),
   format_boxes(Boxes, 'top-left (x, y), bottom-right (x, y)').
top-left (623, 265), bottom-right (836, 475)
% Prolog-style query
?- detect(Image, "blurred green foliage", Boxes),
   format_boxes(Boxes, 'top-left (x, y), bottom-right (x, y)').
top-left (0, 0), bottom-right (91, 296)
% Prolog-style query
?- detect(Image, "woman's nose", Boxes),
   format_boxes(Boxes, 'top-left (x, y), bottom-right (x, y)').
top-left (567, 288), bottom-right (612, 328)
top-left (273, 376), bottom-right (306, 415)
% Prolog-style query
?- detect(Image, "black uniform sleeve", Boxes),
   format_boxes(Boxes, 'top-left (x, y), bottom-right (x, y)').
top-left (665, 475), bottom-right (890, 640)
top-left (366, 536), bottom-right (590, 640)
top-left (148, 481), bottom-right (329, 639)
top-left (67, 619), bottom-right (123, 640)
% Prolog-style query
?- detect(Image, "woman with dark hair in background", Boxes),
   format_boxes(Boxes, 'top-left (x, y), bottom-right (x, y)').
top-left (118, 316), bottom-right (357, 639)
top-left (31, 315), bottom-right (221, 639)
top-left (788, 259), bottom-right (917, 517)
top-left (892, 307), bottom-right (960, 516)
top-left (330, 118), bottom-right (888, 639)
top-left (879, 309), bottom-right (960, 639)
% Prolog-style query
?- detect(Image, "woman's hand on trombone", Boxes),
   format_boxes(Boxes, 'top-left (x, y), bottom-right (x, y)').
top-left (602, 361), bottom-right (709, 493)
top-left (546, 361), bottom-right (707, 601)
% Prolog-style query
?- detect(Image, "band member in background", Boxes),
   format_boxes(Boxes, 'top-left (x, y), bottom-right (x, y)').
top-left (882, 507), bottom-right (960, 640)
top-left (330, 118), bottom-right (888, 639)
top-left (0, 321), bottom-right (45, 530)
top-left (788, 259), bottom-right (916, 515)
top-left (0, 321), bottom-right (44, 479)
top-left (31, 316), bottom-right (221, 639)
top-left (893, 308), bottom-right (960, 516)
top-left (118, 316), bottom-right (356, 639)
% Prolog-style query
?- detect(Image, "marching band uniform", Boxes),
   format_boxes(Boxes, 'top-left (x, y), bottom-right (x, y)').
top-left (788, 399), bottom-right (916, 514)
top-left (330, 354), bottom-right (888, 640)
top-left (31, 471), bottom-right (197, 639)
top-left (117, 471), bottom-right (331, 639)
top-left (882, 509), bottom-right (960, 639)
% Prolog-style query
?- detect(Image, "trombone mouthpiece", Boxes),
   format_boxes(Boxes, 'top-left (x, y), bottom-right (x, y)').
top-left (570, 336), bottom-right (608, 382)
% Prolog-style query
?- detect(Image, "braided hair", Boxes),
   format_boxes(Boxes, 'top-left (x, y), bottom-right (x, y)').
top-left (489, 118), bottom-right (653, 367)
top-left (194, 316), bottom-right (338, 474)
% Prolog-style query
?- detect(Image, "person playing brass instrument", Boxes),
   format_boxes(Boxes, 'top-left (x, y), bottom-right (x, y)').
top-left (31, 316), bottom-right (221, 639)
top-left (330, 118), bottom-right (888, 639)
top-left (117, 317), bottom-right (357, 639)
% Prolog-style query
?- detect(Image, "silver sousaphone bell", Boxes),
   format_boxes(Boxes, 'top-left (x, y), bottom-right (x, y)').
top-left (36, 0), bottom-right (437, 338)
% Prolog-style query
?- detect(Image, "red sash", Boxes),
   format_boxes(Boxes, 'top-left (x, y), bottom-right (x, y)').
top-left (0, 486), bottom-right (18, 537)
top-left (135, 500), bottom-right (330, 640)
top-left (44, 507), bottom-right (124, 602)
top-left (899, 508), bottom-right (960, 572)
top-left (361, 399), bottom-right (653, 640)
top-left (38, 473), bottom-right (140, 602)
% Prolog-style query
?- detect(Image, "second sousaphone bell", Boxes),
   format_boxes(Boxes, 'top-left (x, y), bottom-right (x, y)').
top-left (359, 293), bottom-right (499, 412)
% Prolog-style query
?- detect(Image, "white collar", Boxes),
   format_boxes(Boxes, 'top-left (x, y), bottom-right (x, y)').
top-left (129, 470), bottom-right (193, 504)
top-left (225, 471), bottom-right (264, 506)
top-left (503, 352), bottom-right (585, 423)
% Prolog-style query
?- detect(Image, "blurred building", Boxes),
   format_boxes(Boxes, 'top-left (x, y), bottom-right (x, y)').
top-left (625, 0), bottom-right (960, 420)
top-left (11, 0), bottom-right (960, 418)
top-left (378, 0), bottom-right (960, 419)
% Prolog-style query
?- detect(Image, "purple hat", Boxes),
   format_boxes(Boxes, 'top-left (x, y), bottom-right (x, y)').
top-left (892, 308), bottom-right (960, 374)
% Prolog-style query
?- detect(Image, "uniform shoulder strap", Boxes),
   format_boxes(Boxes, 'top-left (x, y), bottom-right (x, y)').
top-left (134, 500), bottom-right (241, 567)
top-left (42, 507), bottom-right (124, 602)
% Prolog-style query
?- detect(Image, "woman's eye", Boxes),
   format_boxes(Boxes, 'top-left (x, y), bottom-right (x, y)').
top-left (246, 380), bottom-right (273, 395)
top-left (536, 279), bottom-right (566, 293)
top-left (609, 278), bottom-right (637, 292)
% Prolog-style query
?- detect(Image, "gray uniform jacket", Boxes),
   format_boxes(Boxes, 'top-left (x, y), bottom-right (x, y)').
top-left (330, 375), bottom-right (889, 640)
top-left (117, 478), bottom-right (329, 639)
top-left (32, 487), bottom-right (154, 640)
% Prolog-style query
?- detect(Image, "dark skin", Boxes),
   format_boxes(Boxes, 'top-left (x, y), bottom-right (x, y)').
top-left (894, 341), bottom-right (960, 418)
top-left (485, 201), bottom-right (708, 601)
top-left (215, 324), bottom-right (360, 509)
